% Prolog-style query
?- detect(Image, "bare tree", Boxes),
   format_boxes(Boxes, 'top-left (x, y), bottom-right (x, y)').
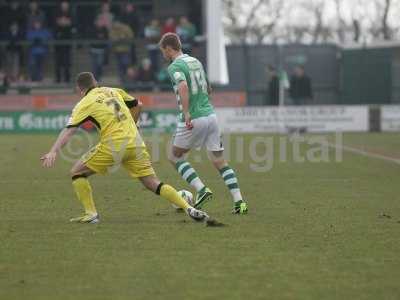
top-left (352, 20), bottom-right (361, 43)
top-left (381, 0), bottom-right (392, 40)
top-left (223, 0), bottom-right (399, 45)
top-left (223, 0), bottom-right (285, 44)
top-left (333, 0), bottom-right (347, 43)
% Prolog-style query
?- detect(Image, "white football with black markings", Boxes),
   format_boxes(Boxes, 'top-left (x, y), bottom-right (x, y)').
top-left (172, 190), bottom-right (194, 210)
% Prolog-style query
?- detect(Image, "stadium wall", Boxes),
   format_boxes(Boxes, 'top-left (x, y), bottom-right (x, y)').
top-left (2, 104), bottom-right (400, 134)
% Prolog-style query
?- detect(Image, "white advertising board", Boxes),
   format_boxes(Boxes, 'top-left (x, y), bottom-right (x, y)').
top-left (216, 106), bottom-right (369, 133)
top-left (381, 105), bottom-right (400, 131)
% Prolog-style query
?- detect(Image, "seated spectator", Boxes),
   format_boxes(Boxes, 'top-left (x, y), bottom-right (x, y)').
top-left (26, 20), bottom-right (52, 82)
top-left (0, 69), bottom-right (11, 93)
top-left (89, 20), bottom-right (109, 81)
top-left (124, 65), bottom-right (139, 85)
top-left (96, 1), bottom-right (114, 32)
top-left (15, 73), bottom-right (29, 87)
top-left (5, 22), bottom-right (24, 81)
top-left (54, 1), bottom-right (74, 83)
top-left (156, 63), bottom-right (170, 85)
top-left (177, 16), bottom-right (196, 43)
top-left (162, 17), bottom-right (176, 35)
top-left (27, 0), bottom-right (46, 30)
top-left (138, 58), bottom-right (155, 82)
top-left (110, 19), bottom-right (134, 83)
top-left (144, 19), bottom-right (161, 73)
top-left (289, 66), bottom-right (313, 105)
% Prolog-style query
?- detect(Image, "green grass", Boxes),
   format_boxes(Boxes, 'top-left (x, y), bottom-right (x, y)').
top-left (1, 132), bottom-right (400, 300)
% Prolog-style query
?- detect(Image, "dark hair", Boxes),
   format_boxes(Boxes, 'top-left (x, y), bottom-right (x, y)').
top-left (76, 72), bottom-right (96, 90)
top-left (159, 33), bottom-right (182, 51)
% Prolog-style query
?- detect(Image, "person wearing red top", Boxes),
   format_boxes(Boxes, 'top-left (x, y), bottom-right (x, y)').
top-left (161, 17), bottom-right (176, 35)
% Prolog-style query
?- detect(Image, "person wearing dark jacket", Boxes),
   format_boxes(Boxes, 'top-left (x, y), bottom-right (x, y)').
top-left (4, 0), bottom-right (26, 33)
top-left (289, 66), bottom-right (313, 105)
top-left (5, 22), bottom-right (24, 80)
top-left (54, 1), bottom-right (74, 83)
top-left (89, 20), bottom-right (109, 81)
top-left (119, 2), bottom-right (140, 65)
top-left (267, 66), bottom-right (280, 105)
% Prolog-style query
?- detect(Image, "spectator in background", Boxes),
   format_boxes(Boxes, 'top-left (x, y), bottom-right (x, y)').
top-left (26, 20), bottom-right (52, 82)
top-left (144, 19), bottom-right (161, 41)
top-left (54, 1), bottom-right (73, 83)
top-left (156, 63), bottom-right (170, 86)
top-left (267, 66), bottom-right (280, 105)
top-left (144, 19), bottom-right (161, 73)
top-left (162, 18), bottom-right (176, 35)
top-left (96, 1), bottom-right (114, 32)
top-left (119, 2), bottom-right (140, 35)
top-left (89, 19), bottom-right (109, 81)
top-left (176, 16), bottom-right (196, 54)
top-left (27, 0), bottom-right (46, 30)
top-left (5, 22), bottom-right (24, 81)
top-left (289, 66), bottom-right (313, 105)
top-left (110, 19), bottom-right (134, 83)
top-left (0, 69), bottom-right (11, 93)
top-left (177, 16), bottom-right (196, 42)
top-left (96, 1), bottom-right (114, 67)
top-left (138, 58), bottom-right (155, 83)
top-left (124, 65), bottom-right (139, 85)
top-left (4, 1), bottom-right (26, 33)
top-left (119, 2), bottom-right (140, 65)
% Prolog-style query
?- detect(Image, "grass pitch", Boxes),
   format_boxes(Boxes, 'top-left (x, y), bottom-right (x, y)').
top-left (1, 132), bottom-right (400, 300)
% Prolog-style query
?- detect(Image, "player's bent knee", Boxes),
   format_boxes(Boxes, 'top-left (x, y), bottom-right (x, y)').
top-left (71, 174), bottom-right (87, 181)
top-left (70, 167), bottom-right (94, 179)
top-left (209, 151), bottom-right (226, 170)
top-left (70, 168), bottom-right (80, 178)
top-left (169, 146), bottom-right (188, 163)
top-left (167, 151), bottom-right (178, 164)
top-left (212, 158), bottom-right (227, 170)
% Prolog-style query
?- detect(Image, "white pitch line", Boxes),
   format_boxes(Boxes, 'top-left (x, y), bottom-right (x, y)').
top-left (328, 143), bottom-right (400, 165)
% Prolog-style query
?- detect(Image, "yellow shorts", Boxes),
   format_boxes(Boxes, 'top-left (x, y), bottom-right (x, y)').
top-left (81, 143), bottom-right (155, 178)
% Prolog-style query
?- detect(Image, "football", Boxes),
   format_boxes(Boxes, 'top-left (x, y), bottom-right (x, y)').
top-left (172, 190), bottom-right (194, 210)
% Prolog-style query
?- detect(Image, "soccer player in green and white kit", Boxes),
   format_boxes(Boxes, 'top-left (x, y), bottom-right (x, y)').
top-left (159, 33), bottom-right (248, 214)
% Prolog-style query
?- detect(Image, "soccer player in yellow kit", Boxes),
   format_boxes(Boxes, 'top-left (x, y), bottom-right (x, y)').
top-left (41, 72), bottom-right (209, 224)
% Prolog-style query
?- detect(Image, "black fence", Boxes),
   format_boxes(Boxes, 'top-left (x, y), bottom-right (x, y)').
top-left (224, 44), bottom-right (400, 106)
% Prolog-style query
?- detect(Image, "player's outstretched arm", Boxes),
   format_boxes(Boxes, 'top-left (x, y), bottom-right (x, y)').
top-left (177, 81), bottom-right (192, 129)
top-left (41, 127), bottom-right (78, 168)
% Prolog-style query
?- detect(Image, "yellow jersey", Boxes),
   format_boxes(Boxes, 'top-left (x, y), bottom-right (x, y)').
top-left (67, 87), bottom-right (143, 148)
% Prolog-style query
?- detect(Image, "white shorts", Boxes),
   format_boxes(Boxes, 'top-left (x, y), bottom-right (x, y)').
top-left (173, 114), bottom-right (224, 151)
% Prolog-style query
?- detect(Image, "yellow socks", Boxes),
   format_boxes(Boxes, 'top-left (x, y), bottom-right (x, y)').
top-left (71, 178), bottom-right (188, 215)
top-left (159, 184), bottom-right (191, 210)
top-left (72, 176), bottom-right (97, 215)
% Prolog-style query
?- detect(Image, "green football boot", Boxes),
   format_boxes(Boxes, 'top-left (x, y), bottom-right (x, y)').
top-left (194, 187), bottom-right (213, 209)
top-left (232, 201), bottom-right (248, 214)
